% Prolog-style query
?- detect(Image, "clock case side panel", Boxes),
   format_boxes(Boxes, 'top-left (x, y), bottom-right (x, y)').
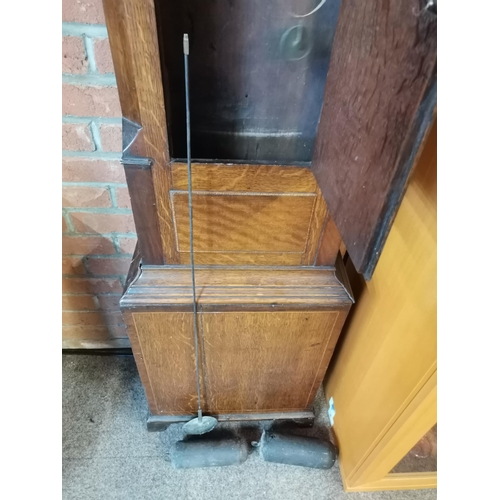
top-left (102, 0), bottom-right (179, 265)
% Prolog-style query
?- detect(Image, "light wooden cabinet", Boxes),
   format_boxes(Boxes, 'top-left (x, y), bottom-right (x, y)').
top-left (324, 121), bottom-right (437, 491)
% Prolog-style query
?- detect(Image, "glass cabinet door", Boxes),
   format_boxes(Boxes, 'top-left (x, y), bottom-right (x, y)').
top-left (391, 424), bottom-right (437, 474)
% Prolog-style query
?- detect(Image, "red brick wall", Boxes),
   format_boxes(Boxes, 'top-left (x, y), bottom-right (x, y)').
top-left (62, 0), bottom-right (136, 348)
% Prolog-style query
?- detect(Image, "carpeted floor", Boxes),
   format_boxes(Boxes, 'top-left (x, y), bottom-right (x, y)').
top-left (62, 355), bottom-right (437, 500)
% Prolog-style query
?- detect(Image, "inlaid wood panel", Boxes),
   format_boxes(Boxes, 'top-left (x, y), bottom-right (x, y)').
top-left (178, 253), bottom-right (303, 266)
top-left (130, 312), bottom-right (200, 414)
top-left (172, 192), bottom-right (315, 253)
top-left (169, 162), bottom-right (336, 265)
top-left (201, 311), bottom-right (341, 413)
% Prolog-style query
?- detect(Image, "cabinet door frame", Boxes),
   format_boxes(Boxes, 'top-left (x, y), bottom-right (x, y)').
top-left (338, 371), bottom-right (437, 492)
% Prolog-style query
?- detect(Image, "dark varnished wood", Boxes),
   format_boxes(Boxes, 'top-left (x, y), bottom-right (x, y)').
top-left (334, 252), bottom-right (354, 303)
top-left (98, 0), bottom-right (341, 267)
top-left (154, 0), bottom-right (341, 163)
top-left (102, 0), bottom-right (179, 264)
top-left (316, 214), bottom-right (342, 266)
top-left (123, 243), bottom-right (142, 291)
top-left (312, 0), bottom-right (437, 279)
top-left (103, 0), bottom-right (436, 276)
top-left (123, 159), bottom-right (164, 264)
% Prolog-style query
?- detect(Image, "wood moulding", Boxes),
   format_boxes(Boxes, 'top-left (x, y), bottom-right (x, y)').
top-left (120, 265), bottom-right (353, 312)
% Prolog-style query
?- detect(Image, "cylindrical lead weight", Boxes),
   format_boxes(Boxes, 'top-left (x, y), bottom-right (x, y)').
top-left (171, 438), bottom-right (249, 469)
top-left (259, 431), bottom-right (337, 469)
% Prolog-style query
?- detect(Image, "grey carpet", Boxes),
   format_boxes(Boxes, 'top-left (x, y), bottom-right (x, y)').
top-left (62, 355), bottom-right (437, 500)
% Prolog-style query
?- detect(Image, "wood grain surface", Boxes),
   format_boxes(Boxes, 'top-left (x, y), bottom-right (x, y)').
top-left (169, 162), bottom-right (330, 265)
top-left (121, 265), bottom-right (353, 311)
top-left (316, 214), bottom-right (343, 266)
top-left (130, 312), bottom-right (200, 414)
top-left (123, 164), bottom-right (164, 264)
top-left (301, 190), bottom-right (329, 265)
top-left (121, 262), bottom-right (352, 415)
top-left (202, 311), bottom-right (340, 413)
top-left (125, 307), bottom-right (349, 415)
top-left (177, 253), bottom-right (303, 266)
top-left (311, 0), bottom-right (437, 279)
top-left (102, 0), bottom-right (179, 263)
top-left (123, 311), bottom-right (159, 414)
top-left (172, 191), bottom-right (315, 253)
top-left (171, 163), bottom-right (317, 193)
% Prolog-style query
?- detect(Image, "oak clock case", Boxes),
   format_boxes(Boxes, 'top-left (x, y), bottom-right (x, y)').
top-left (102, 0), bottom-right (436, 428)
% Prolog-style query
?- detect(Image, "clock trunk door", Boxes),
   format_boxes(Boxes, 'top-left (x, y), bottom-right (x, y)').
top-left (311, 0), bottom-right (437, 280)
